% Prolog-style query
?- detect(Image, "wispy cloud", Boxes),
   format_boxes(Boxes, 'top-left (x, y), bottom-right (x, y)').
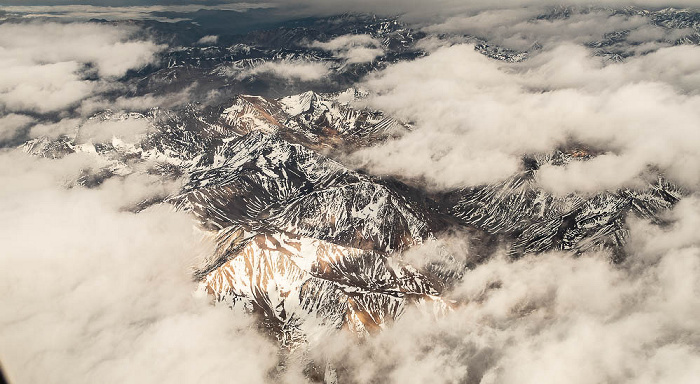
top-left (310, 34), bottom-right (385, 64)
top-left (1, 3), bottom-right (273, 21)
top-left (237, 60), bottom-right (332, 82)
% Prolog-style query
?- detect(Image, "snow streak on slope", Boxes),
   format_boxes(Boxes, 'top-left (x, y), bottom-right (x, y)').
top-left (222, 89), bottom-right (409, 150)
top-left (203, 231), bottom-right (444, 347)
top-left (447, 150), bottom-right (684, 260)
top-left (20, 86), bottom-right (687, 352)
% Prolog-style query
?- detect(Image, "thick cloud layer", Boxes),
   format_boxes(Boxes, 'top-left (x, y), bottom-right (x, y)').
top-left (311, 196), bottom-right (700, 383)
top-left (2, 4), bottom-right (700, 384)
top-left (423, 9), bottom-right (656, 51)
top-left (0, 150), bottom-right (280, 384)
top-left (350, 41), bottom-right (700, 193)
top-left (288, 0), bottom-right (700, 17)
top-left (0, 22), bottom-right (163, 114)
top-left (0, 18), bottom-right (278, 384)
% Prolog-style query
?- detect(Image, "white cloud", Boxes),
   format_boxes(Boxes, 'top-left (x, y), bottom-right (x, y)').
top-left (78, 86), bottom-right (194, 116)
top-left (311, 34), bottom-right (385, 64)
top-left (78, 116), bottom-right (153, 143)
top-left (28, 115), bottom-right (153, 143)
top-left (626, 24), bottom-right (694, 43)
top-left (0, 150), bottom-right (279, 384)
top-left (424, 9), bottom-right (650, 51)
top-left (238, 60), bottom-right (331, 82)
top-left (0, 22), bottom-right (162, 78)
top-left (311, 34), bottom-right (381, 51)
top-left (197, 35), bottom-right (219, 45)
top-left (349, 42), bottom-right (700, 193)
top-left (0, 113), bottom-right (35, 143)
top-left (275, 1), bottom-right (700, 21)
top-left (1, 3), bottom-right (273, 22)
top-left (313, 196), bottom-right (700, 383)
top-left (0, 61), bottom-right (96, 114)
top-left (0, 22), bottom-right (164, 114)
top-left (28, 118), bottom-right (81, 140)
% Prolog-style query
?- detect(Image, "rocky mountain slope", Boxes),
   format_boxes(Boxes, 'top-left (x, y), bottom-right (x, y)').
top-left (15, 8), bottom-right (700, 369)
top-left (23, 87), bottom-right (685, 351)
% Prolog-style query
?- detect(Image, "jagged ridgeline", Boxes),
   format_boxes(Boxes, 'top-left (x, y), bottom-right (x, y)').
top-left (18, 7), bottom-right (700, 376)
top-left (25, 87), bottom-right (684, 350)
top-left (120, 7), bottom-right (700, 105)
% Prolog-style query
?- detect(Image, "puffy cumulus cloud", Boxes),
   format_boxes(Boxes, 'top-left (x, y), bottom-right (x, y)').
top-left (27, 118), bottom-right (81, 140)
top-left (0, 22), bottom-right (164, 114)
top-left (348, 44), bottom-right (538, 189)
top-left (197, 35), bottom-right (219, 45)
top-left (0, 149), bottom-right (279, 384)
top-left (424, 9), bottom-right (652, 51)
top-left (311, 34), bottom-right (381, 51)
top-left (339, 46), bottom-right (385, 63)
top-left (0, 22), bottom-right (161, 78)
top-left (0, 113), bottom-right (35, 144)
top-left (349, 42), bottom-right (700, 193)
top-left (0, 61), bottom-right (95, 114)
top-left (238, 60), bottom-right (332, 82)
top-left (311, 34), bottom-right (385, 64)
top-left (518, 43), bottom-right (700, 93)
top-left (399, 229), bottom-right (476, 279)
top-left (314, 197), bottom-right (700, 383)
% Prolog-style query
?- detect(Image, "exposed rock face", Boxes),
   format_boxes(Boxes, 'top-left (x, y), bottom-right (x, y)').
top-left (202, 231), bottom-right (445, 347)
top-left (446, 151), bottom-right (683, 260)
top-left (221, 89), bottom-right (409, 150)
top-left (23, 86), bottom-right (684, 348)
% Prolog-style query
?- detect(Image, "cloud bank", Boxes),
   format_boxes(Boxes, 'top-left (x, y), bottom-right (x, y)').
top-left (317, 198), bottom-right (700, 382)
top-left (2, 3), bottom-right (700, 384)
top-left (0, 22), bottom-right (163, 115)
top-left (0, 150), bottom-right (280, 384)
top-left (275, 0), bottom-right (700, 20)
top-left (350, 41), bottom-right (700, 193)
top-left (0, 20), bottom-right (277, 383)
